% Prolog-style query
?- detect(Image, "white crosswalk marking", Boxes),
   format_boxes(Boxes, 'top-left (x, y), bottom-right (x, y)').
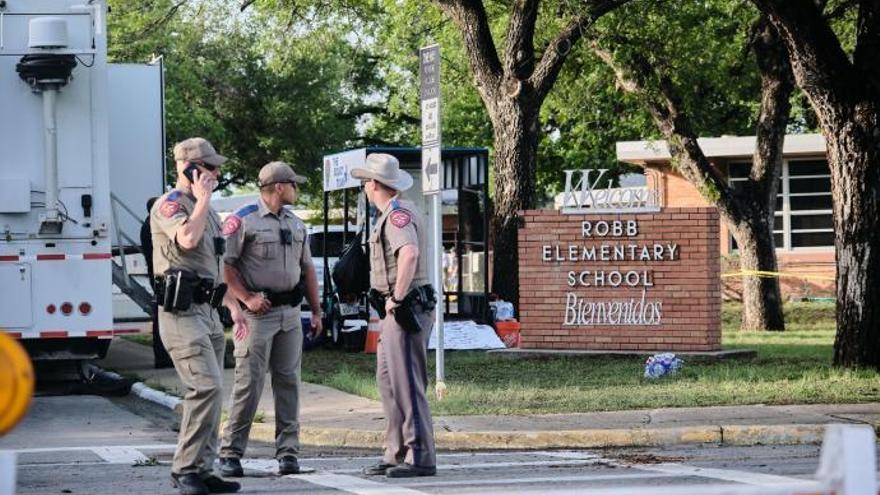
top-left (11, 444), bottom-right (175, 454)
top-left (247, 457), bottom-right (428, 494)
top-left (332, 458), bottom-right (606, 474)
top-left (402, 472), bottom-right (685, 487)
top-left (91, 447), bottom-right (149, 464)
top-left (8, 445), bottom-right (841, 495)
top-left (448, 482), bottom-right (831, 495)
top-left (286, 472), bottom-right (429, 495)
top-left (240, 459), bottom-right (279, 473)
top-left (635, 463), bottom-right (816, 486)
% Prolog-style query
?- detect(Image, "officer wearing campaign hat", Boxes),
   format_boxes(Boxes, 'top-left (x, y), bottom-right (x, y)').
top-left (151, 137), bottom-right (246, 495)
top-left (351, 153), bottom-right (437, 478)
top-left (218, 161), bottom-right (323, 477)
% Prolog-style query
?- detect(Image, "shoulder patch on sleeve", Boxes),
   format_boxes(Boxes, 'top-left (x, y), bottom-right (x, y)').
top-left (159, 193), bottom-right (181, 218)
top-left (234, 204), bottom-right (259, 218)
top-left (222, 215), bottom-right (242, 236)
top-left (390, 209), bottom-right (412, 228)
top-left (223, 203), bottom-right (257, 236)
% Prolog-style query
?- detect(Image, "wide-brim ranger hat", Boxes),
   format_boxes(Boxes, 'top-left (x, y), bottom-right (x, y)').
top-left (258, 161), bottom-right (307, 187)
top-left (350, 153), bottom-right (413, 192)
top-left (173, 137), bottom-right (227, 166)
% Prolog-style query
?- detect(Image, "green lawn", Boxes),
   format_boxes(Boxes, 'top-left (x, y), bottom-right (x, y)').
top-left (302, 301), bottom-right (880, 416)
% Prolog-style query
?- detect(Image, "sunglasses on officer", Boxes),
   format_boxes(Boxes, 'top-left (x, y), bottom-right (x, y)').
top-left (190, 161), bottom-right (218, 172)
top-left (259, 180), bottom-right (297, 189)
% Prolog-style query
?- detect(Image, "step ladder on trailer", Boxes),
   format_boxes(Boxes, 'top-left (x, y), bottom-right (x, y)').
top-left (110, 193), bottom-right (155, 320)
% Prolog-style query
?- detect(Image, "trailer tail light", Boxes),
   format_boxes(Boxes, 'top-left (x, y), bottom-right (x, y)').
top-left (78, 302), bottom-right (91, 315)
top-left (60, 302), bottom-right (73, 315)
top-left (46, 304), bottom-right (56, 314)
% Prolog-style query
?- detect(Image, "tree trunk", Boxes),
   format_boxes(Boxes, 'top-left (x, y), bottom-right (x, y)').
top-left (734, 17), bottom-right (791, 332)
top-left (827, 107), bottom-right (880, 367)
top-left (489, 100), bottom-right (540, 309)
top-left (729, 216), bottom-right (785, 331)
top-left (592, 15), bottom-right (791, 331)
top-left (747, 0), bottom-right (880, 366)
top-left (434, 0), bottom-right (628, 317)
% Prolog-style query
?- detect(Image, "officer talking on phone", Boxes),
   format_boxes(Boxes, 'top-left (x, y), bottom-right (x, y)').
top-left (151, 137), bottom-right (247, 495)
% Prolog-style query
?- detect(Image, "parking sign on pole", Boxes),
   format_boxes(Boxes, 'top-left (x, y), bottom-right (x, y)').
top-left (420, 44), bottom-right (441, 194)
top-left (420, 44), bottom-right (446, 399)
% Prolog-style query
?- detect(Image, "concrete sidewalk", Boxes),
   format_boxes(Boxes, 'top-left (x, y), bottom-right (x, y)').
top-left (99, 338), bottom-right (880, 450)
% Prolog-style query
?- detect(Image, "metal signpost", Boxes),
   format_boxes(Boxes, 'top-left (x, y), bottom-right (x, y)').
top-left (420, 44), bottom-right (446, 399)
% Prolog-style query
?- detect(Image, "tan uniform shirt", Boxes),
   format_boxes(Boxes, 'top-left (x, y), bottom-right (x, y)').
top-left (150, 188), bottom-right (224, 282)
top-left (369, 196), bottom-right (429, 295)
top-left (222, 198), bottom-right (311, 293)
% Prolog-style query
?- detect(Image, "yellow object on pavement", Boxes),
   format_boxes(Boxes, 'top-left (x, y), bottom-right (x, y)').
top-left (0, 332), bottom-right (34, 436)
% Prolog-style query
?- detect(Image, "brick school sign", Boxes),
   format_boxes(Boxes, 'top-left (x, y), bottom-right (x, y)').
top-left (517, 170), bottom-right (721, 351)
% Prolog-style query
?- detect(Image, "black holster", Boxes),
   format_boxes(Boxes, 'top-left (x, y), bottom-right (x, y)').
top-left (199, 280), bottom-right (227, 309)
top-left (368, 288), bottom-right (387, 319)
top-left (157, 270), bottom-right (227, 313)
top-left (393, 284), bottom-right (437, 334)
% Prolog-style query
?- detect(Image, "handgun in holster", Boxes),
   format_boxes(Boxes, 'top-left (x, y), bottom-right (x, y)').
top-left (394, 284), bottom-right (437, 334)
top-left (200, 278), bottom-right (228, 308)
top-left (368, 288), bottom-right (387, 319)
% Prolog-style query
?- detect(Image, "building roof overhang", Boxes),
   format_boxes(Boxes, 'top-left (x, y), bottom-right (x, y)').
top-left (616, 134), bottom-right (826, 165)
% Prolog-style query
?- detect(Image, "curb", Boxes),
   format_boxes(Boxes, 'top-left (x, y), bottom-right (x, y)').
top-left (721, 424), bottom-right (826, 446)
top-left (124, 383), bottom-right (847, 450)
top-left (248, 423), bottom-right (831, 450)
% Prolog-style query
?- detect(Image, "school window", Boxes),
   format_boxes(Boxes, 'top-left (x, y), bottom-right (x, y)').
top-left (728, 159), bottom-right (834, 251)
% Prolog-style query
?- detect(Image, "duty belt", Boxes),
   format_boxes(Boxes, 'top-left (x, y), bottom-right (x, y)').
top-left (368, 284), bottom-right (436, 321)
top-left (245, 283), bottom-right (303, 308)
top-left (154, 272), bottom-right (227, 311)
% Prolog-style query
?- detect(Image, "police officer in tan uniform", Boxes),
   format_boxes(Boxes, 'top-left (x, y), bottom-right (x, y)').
top-left (151, 137), bottom-right (246, 495)
top-left (351, 153), bottom-right (437, 478)
top-left (218, 162), bottom-right (322, 477)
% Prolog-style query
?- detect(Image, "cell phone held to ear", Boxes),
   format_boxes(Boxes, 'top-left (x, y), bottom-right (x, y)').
top-left (183, 163), bottom-right (199, 183)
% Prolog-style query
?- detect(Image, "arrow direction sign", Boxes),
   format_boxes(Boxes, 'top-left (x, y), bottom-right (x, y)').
top-left (420, 44), bottom-right (441, 194)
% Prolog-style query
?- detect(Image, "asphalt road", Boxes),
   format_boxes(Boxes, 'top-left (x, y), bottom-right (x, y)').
top-left (5, 393), bottom-right (877, 495)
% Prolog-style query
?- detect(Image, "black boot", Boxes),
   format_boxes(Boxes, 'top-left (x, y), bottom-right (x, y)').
top-left (170, 473), bottom-right (209, 495)
top-left (362, 462), bottom-right (396, 476)
top-left (200, 475), bottom-right (240, 493)
top-left (218, 457), bottom-right (243, 478)
top-left (385, 463), bottom-right (437, 478)
top-left (278, 456), bottom-right (300, 475)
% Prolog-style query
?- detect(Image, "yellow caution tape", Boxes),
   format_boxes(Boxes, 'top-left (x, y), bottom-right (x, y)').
top-left (0, 332), bottom-right (34, 436)
top-left (721, 270), bottom-right (836, 282)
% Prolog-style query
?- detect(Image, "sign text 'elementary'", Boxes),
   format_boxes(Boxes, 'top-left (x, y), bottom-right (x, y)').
top-left (541, 217), bottom-right (678, 326)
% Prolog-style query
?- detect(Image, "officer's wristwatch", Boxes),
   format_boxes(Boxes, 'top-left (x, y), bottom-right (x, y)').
top-left (390, 294), bottom-right (403, 304)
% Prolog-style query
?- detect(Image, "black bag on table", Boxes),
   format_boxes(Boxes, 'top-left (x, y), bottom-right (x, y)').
top-left (332, 233), bottom-right (370, 295)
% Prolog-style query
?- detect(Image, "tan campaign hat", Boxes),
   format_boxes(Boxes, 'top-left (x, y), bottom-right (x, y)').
top-left (173, 137), bottom-right (227, 166)
top-left (350, 153), bottom-right (413, 191)
top-left (258, 161), bottom-right (307, 187)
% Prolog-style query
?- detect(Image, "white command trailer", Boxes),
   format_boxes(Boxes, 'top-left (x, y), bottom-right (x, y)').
top-left (0, 0), bottom-right (165, 360)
